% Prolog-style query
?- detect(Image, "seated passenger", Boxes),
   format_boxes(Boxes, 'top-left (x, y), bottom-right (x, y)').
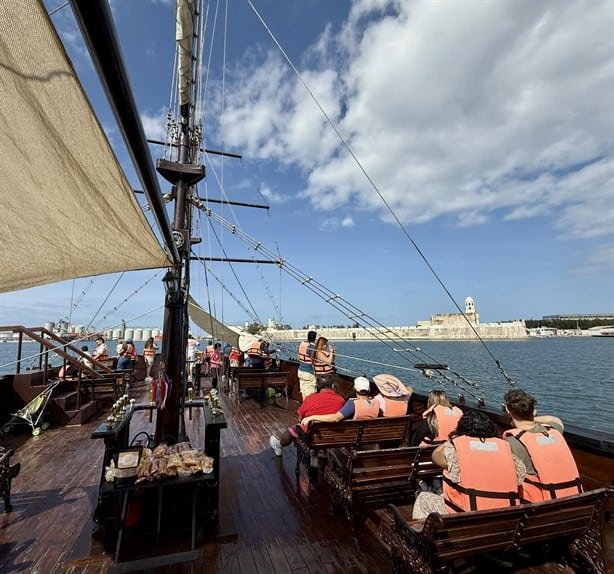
top-left (372, 373), bottom-right (412, 417)
top-left (503, 388), bottom-right (582, 502)
top-left (411, 389), bottom-right (463, 446)
top-left (92, 337), bottom-right (109, 363)
top-left (269, 373), bottom-right (345, 456)
top-left (413, 410), bottom-right (525, 519)
top-left (300, 376), bottom-right (382, 425)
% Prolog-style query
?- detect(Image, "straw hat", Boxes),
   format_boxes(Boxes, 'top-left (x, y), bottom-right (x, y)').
top-left (373, 373), bottom-right (409, 398)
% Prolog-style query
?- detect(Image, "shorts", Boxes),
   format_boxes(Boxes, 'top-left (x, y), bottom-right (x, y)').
top-left (298, 370), bottom-right (317, 398)
top-left (144, 356), bottom-right (154, 365)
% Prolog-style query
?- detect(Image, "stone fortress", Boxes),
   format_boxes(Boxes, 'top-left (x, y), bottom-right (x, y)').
top-left (265, 297), bottom-right (528, 342)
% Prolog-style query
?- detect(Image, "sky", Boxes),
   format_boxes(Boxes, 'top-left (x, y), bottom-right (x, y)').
top-left (1, 0), bottom-right (613, 336)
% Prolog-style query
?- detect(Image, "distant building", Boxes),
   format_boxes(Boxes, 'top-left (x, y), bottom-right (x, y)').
top-left (542, 314), bottom-right (614, 322)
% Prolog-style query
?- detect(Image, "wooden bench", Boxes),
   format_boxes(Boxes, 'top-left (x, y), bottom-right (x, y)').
top-left (324, 445), bottom-right (440, 520)
top-left (294, 415), bottom-right (414, 477)
top-left (233, 369), bottom-right (289, 403)
top-left (0, 446), bottom-right (20, 513)
top-left (381, 486), bottom-right (613, 574)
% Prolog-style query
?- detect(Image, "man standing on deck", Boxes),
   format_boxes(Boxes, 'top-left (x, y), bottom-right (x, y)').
top-left (269, 373), bottom-right (345, 456)
top-left (297, 330), bottom-right (317, 400)
top-left (503, 388), bottom-right (582, 502)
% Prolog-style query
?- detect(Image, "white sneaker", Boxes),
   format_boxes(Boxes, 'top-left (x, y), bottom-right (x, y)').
top-left (269, 435), bottom-right (283, 456)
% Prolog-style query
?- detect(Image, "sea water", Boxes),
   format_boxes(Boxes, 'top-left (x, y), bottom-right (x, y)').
top-left (1, 337), bottom-right (612, 435)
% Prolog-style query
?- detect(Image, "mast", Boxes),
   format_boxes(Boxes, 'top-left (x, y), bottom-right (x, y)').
top-left (156, 0), bottom-right (205, 442)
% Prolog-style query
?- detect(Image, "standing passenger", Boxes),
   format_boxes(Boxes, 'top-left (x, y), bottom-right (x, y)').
top-left (209, 343), bottom-right (222, 389)
top-left (297, 330), bottom-right (317, 400)
top-left (143, 337), bottom-right (158, 379)
top-left (312, 337), bottom-right (335, 377)
top-left (503, 388), bottom-right (582, 502)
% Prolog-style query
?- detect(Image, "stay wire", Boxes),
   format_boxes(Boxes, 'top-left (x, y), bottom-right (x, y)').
top-left (247, 0), bottom-right (513, 388)
top-left (197, 205), bottom-right (487, 401)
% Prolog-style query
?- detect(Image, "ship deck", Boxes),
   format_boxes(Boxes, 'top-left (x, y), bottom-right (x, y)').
top-left (0, 379), bottom-right (394, 573)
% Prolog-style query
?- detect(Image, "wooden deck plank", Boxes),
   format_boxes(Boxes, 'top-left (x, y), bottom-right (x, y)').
top-left (1, 378), bottom-right (611, 573)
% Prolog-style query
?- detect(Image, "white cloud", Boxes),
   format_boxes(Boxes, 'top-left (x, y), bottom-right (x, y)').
top-left (219, 0), bottom-right (613, 242)
top-left (140, 108), bottom-right (168, 141)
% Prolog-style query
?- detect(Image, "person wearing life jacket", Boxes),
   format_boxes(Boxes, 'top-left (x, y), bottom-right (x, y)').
top-left (413, 390), bottom-right (463, 446)
top-left (503, 388), bottom-right (582, 502)
top-left (413, 410), bottom-right (525, 519)
top-left (142, 336), bottom-right (158, 378)
top-left (247, 339), bottom-right (274, 369)
top-left (297, 330), bottom-right (317, 400)
top-left (300, 376), bottom-right (382, 425)
top-left (208, 342), bottom-right (223, 389)
top-left (92, 336), bottom-right (109, 364)
top-left (117, 339), bottom-right (136, 371)
top-left (372, 373), bottom-right (412, 417)
top-left (229, 345), bottom-right (242, 368)
top-left (312, 336), bottom-right (335, 376)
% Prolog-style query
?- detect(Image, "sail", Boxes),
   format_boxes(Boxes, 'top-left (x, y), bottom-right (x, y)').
top-left (0, 0), bottom-right (169, 295)
top-left (176, 0), bottom-right (194, 107)
top-left (188, 296), bottom-right (242, 347)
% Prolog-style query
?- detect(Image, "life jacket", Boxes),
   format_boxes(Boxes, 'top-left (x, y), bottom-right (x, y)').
top-left (247, 341), bottom-right (266, 358)
top-left (433, 405), bottom-right (463, 440)
top-left (229, 346), bottom-right (242, 362)
top-left (151, 373), bottom-right (171, 410)
top-left (352, 398), bottom-right (380, 419)
top-left (143, 346), bottom-right (156, 358)
top-left (298, 341), bottom-right (314, 366)
top-left (503, 427), bottom-right (582, 502)
top-left (312, 350), bottom-right (334, 374)
top-left (381, 396), bottom-right (408, 417)
top-left (123, 343), bottom-right (137, 361)
top-left (444, 436), bottom-right (520, 513)
top-left (209, 351), bottom-right (222, 369)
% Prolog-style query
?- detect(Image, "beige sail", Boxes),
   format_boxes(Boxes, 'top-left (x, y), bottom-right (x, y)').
top-left (176, 0), bottom-right (194, 107)
top-left (187, 296), bottom-right (258, 350)
top-left (0, 0), bottom-right (169, 295)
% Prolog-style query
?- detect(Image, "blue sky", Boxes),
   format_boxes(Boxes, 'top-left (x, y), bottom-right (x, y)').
top-left (1, 0), bottom-right (612, 335)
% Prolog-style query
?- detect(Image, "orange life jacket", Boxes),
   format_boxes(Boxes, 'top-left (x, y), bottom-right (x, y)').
top-left (433, 405), bottom-right (463, 440)
top-left (229, 346), bottom-right (241, 362)
top-left (143, 346), bottom-right (156, 358)
top-left (352, 398), bottom-right (380, 420)
top-left (444, 436), bottom-right (520, 513)
top-left (381, 396), bottom-right (408, 417)
top-left (247, 341), bottom-right (266, 358)
top-left (298, 341), bottom-right (314, 365)
top-left (312, 350), bottom-right (334, 374)
top-left (503, 427), bottom-right (582, 502)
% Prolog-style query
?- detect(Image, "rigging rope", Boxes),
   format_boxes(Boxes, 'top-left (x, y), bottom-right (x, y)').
top-left (246, 0), bottom-right (514, 388)
top-left (196, 205), bottom-right (488, 401)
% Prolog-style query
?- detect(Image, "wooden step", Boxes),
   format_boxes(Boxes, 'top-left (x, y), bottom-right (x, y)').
top-left (65, 401), bottom-right (97, 426)
top-left (52, 391), bottom-right (79, 411)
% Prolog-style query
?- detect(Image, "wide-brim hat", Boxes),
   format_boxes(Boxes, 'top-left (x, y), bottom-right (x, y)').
top-left (373, 373), bottom-right (409, 398)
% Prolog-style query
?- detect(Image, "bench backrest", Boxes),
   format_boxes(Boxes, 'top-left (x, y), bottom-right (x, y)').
top-left (305, 416), bottom-right (411, 450)
top-left (393, 487), bottom-right (612, 568)
top-left (236, 370), bottom-right (288, 390)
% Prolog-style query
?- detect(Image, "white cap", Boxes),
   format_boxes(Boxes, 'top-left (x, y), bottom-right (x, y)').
top-left (354, 376), bottom-right (371, 393)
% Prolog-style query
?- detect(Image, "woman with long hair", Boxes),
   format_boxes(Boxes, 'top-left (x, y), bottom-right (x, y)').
top-left (312, 336), bottom-right (335, 378)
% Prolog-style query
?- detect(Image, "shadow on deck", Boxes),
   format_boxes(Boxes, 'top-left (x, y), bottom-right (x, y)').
top-left (0, 378), bottom-right (393, 573)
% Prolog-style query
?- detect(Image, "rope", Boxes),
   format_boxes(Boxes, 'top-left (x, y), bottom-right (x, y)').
top-left (246, 0), bottom-right (514, 387)
top-left (196, 206), bottom-right (489, 401)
